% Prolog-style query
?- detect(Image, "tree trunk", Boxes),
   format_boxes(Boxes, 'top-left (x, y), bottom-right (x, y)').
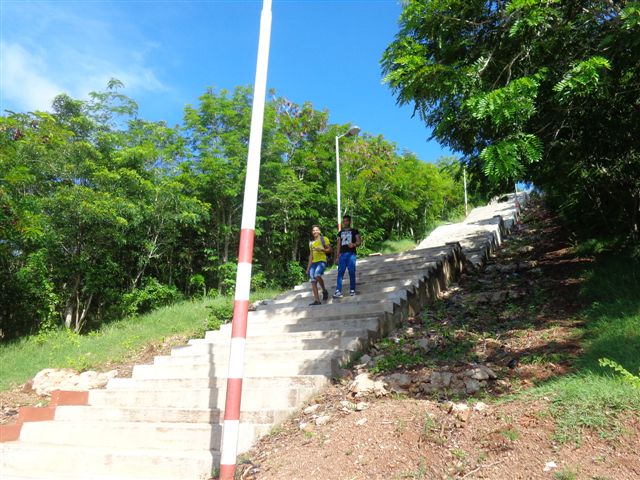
top-left (75, 293), bottom-right (93, 333)
top-left (632, 190), bottom-right (639, 243)
top-left (63, 276), bottom-right (81, 329)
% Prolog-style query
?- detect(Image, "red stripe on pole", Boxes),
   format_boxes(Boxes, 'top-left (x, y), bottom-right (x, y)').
top-left (220, 464), bottom-right (235, 479)
top-left (231, 300), bottom-right (249, 338)
top-left (238, 229), bottom-right (255, 264)
top-left (224, 378), bottom-right (243, 420)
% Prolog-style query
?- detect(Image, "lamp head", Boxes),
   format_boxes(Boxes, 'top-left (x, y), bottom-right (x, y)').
top-left (346, 125), bottom-right (361, 137)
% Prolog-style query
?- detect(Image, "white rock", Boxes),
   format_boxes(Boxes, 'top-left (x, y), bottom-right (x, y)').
top-left (419, 382), bottom-right (437, 394)
top-left (315, 415), bottom-right (330, 426)
top-left (303, 404), bottom-right (320, 415)
top-left (449, 402), bottom-right (471, 422)
top-left (340, 400), bottom-right (356, 410)
top-left (450, 402), bottom-right (469, 414)
top-left (386, 373), bottom-right (412, 388)
top-left (355, 402), bottom-right (369, 411)
top-left (430, 371), bottom-right (443, 387)
top-left (32, 368), bottom-right (117, 396)
top-left (473, 402), bottom-right (489, 412)
top-left (355, 418), bottom-right (367, 426)
top-left (349, 373), bottom-right (388, 398)
top-left (479, 365), bottom-right (497, 379)
top-left (543, 461), bottom-right (557, 472)
top-left (464, 378), bottom-right (481, 394)
top-left (466, 367), bottom-right (490, 380)
top-left (415, 338), bottom-right (431, 352)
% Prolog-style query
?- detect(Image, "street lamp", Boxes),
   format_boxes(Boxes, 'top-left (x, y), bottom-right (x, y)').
top-left (335, 125), bottom-right (360, 231)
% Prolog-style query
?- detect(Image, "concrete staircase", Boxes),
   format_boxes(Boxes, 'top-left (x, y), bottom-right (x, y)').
top-left (0, 193), bottom-right (527, 480)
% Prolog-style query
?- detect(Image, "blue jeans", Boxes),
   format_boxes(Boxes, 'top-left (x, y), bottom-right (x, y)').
top-left (336, 252), bottom-right (357, 292)
top-left (309, 261), bottom-right (326, 281)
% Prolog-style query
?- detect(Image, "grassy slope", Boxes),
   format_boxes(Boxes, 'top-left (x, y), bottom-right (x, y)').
top-left (0, 289), bottom-right (281, 391)
top-left (529, 249), bottom-right (640, 442)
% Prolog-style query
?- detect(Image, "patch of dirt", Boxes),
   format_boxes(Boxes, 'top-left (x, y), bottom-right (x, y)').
top-left (0, 334), bottom-right (189, 425)
top-left (244, 390), bottom-right (639, 480)
top-left (236, 199), bottom-right (640, 480)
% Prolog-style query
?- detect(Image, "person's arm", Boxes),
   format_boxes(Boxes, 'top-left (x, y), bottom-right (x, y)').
top-left (306, 248), bottom-right (313, 274)
top-left (354, 232), bottom-right (362, 248)
top-left (335, 235), bottom-right (341, 258)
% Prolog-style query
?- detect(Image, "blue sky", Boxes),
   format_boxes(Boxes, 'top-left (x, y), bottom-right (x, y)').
top-left (1, 0), bottom-right (454, 162)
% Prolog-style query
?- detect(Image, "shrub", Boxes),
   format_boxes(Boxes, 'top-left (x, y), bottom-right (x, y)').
top-left (206, 299), bottom-right (234, 331)
top-left (122, 278), bottom-right (182, 317)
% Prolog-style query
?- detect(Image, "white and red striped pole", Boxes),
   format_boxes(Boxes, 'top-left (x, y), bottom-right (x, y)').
top-left (219, 1), bottom-right (272, 479)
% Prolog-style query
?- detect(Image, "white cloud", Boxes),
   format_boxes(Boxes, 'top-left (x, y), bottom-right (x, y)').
top-left (1, 3), bottom-right (167, 114)
top-left (1, 41), bottom-right (64, 112)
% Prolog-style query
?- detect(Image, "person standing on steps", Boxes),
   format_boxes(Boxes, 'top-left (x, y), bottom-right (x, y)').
top-left (306, 225), bottom-right (332, 306)
top-left (333, 215), bottom-right (362, 298)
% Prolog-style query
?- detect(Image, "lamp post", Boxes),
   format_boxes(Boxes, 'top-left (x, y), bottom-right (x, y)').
top-left (335, 125), bottom-right (360, 231)
top-left (463, 167), bottom-right (468, 217)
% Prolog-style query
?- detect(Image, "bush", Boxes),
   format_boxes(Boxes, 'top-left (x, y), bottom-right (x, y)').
top-left (121, 278), bottom-right (182, 317)
top-left (206, 299), bottom-right (234, 331)
top-left (218, 262), bottom-right (237, 295)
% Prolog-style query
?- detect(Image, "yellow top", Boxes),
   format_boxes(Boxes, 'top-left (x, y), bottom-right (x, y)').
top-left (309, 236), bottom-right (330, 263)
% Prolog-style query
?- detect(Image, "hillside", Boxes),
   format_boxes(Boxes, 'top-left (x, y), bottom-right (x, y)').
top-left (237, 199), bottom-right (640, 480)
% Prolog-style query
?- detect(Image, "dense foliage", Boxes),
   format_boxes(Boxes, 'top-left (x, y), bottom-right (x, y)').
top-left (1, 81), bottom-right (472, 339)
top-left (382, 0), bottom-right (640, 239)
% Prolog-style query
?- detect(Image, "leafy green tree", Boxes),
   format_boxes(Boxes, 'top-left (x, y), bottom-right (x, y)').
top-left (382, 0), bottom-right (640, 239)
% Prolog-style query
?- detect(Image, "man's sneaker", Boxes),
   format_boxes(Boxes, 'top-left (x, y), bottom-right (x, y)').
top-left (309, 300), bottom-right (321, 306)
top-left (322, 289), bottom-right (329, 301)
top-left (333, 291), bottom-right (343, 298)
top-left (350, 290), bottom-right (356, 296)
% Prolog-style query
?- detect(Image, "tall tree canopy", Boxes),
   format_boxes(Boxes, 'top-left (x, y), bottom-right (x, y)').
top-left (1, 82), bottom-right (472, 339)
top-left (382, 0), bottom-right (640, 239)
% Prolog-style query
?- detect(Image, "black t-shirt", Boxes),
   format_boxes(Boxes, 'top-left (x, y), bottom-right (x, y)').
top-left (337, 228), bottom-right (360, 254)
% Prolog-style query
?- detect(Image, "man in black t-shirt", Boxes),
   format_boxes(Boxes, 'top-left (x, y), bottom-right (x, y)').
top-left (333, 215), bottom-right (362, 298)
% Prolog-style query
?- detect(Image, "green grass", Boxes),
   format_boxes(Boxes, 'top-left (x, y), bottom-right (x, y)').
top-left (553, 468), bottom-right (577, 480)
top-left (378, 238), bottom-right (416, 254)
top-left (0, 288), bottom-right (284, 391)
top-left (527, 248), bottom-right (640, 443)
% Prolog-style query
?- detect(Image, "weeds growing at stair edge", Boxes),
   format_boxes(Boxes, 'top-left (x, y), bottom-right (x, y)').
top-left (0, 288), bottom-right (283, 390)
top-left (378, 238), bottom-right (417, 254)
top-left (526, 247), bottom-right (640, 444)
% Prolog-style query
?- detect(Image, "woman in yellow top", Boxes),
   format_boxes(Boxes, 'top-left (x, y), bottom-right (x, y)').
top-left (306, 225), bottom-right (332, 306)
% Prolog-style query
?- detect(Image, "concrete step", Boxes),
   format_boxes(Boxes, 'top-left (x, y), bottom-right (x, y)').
top-left (0, 475), bottom-right (175, 480)
top-left (210, 316), bottom-right (382, 336)
top-left (151, 346), bottom-right (346, 367)
top-left (17, 420), bottom-right (270, 453)
top-left (289, 261), bottom-right (437, 288)
top-left (131, 349), bottom-right (346, 378)
top-left (291, 268), bottom-right (436, 291)
top-left (245, 298), bottom-right (396, 321)
top-left (107, 374), bottom-right (330, 391)
top-left (88, 384), bottom-right (321, 410)
top-left (54, 404), bottom-right (295, 425)
top-left (270, 279), bottom-right (417, 303)
top-left (264, 284), bottom-right (415, 308)
top-left (187, 327), bottom-right (376, 344)
top-left (180, 330), bottom-right (371, 353)
top-left (0, 442), bottom-right (218, 479)
top-left (19, 421), bottom-right (216, 450)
